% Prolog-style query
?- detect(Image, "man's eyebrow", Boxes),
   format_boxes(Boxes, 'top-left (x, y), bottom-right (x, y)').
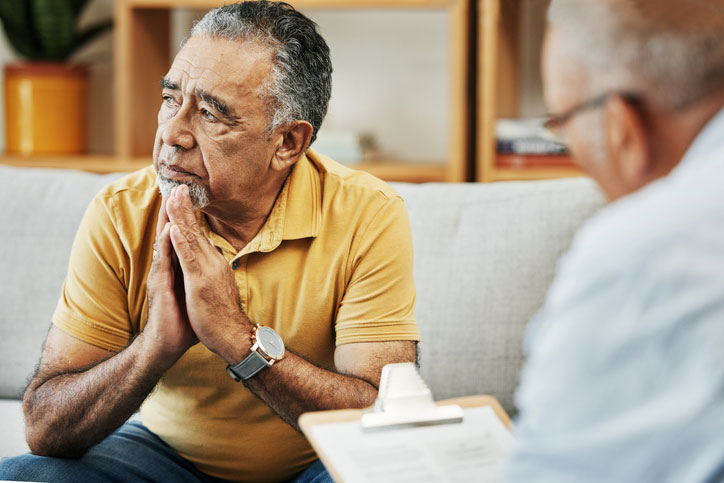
top-left (197, 89), bottom-right (232, 118)
top-left (160, 78), bottom-right (239, 123)
top-left (160, 78), bottom-right (178, 90)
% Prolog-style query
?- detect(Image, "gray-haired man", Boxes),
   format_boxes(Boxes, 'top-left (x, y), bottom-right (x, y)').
top-left (0, 2), bottom-right (419, 481)
top-left (505, 1), bottom-right (724, 481)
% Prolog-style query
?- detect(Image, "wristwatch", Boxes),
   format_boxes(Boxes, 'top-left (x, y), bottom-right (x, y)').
top-left (227, 324), bottom-right (285, 381)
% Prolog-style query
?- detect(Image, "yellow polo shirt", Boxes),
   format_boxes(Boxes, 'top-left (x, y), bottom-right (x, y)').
top-left (52, 149), bottom-right (419, 481)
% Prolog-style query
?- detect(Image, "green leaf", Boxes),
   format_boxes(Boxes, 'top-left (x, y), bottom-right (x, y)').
top-left (0, 0), bottom-right (29, 32)
top-left (69, 18), bottom-right (112, 58)
top-left (70, 0), bottom-right (90, 18)
top-left (32, 0), bottom-right (77, 60)
top-left (2, 24), bottom-right (43, 60)
top-left (0, 0), bottom-right (43, 59)
top-left (0, 0), bottom-right (110, 61)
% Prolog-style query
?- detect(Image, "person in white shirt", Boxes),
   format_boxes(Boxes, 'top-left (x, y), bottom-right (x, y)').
top-left (504, 0), bottom-right (724, 481)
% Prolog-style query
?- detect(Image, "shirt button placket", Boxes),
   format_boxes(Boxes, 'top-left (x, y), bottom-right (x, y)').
top-left (231, 257), bottom-right (248, 311)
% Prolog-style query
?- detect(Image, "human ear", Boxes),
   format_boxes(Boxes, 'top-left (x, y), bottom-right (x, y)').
top-left (271, 121), bottom-right (314, 172)
top-left (603, 96), bottom-right (651, 190)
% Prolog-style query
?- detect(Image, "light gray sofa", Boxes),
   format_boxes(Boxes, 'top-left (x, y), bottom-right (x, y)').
top-left (0, 164), bottom-right (604, 458)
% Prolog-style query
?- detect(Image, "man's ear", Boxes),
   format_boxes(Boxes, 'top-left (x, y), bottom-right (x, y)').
top-left (604, 96), bottom-right (651, 190)
top-left (271, 121), bottom-right (314, 172)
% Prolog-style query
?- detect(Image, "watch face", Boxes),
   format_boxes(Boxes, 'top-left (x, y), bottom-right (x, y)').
top-left (257, 326), bottom-right (285, 359)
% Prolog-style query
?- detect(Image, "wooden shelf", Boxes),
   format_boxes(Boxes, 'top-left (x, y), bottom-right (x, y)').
top-left (115, 0), bottom-right (470, 182)
top-left (489, 166), bottom-right (583, 182)
top-left (0, 153), bottom-right (445, 182)
top-left (353, 161), bottom-right (447, 183)
top-left (126, 0), bottom-right (457, 7)
top-left (5, 1), bottom-right (579, 184)
top-left (496, 153), bottom-right (575, 168)
top-left (0, 154), bottom-right (150, 173)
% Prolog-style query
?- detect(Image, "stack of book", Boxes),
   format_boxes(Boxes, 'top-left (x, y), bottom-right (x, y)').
top-left (495, 118), bottom-right (575, 168)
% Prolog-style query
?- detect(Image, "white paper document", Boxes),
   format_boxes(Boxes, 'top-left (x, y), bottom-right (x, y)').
top-left (310, 405), bottom-right (514, 483)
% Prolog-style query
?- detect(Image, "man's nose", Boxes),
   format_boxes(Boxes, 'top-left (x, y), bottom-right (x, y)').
top-left (161, 109), bottom-right (196, 150)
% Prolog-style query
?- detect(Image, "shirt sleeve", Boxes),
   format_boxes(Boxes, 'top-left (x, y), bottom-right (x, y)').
top-left (503, 232), bottom-right (724, 482)
top-left (334, 195), bottom-right (420, 345)
top-left (52, 192), bottom-right (134, 352)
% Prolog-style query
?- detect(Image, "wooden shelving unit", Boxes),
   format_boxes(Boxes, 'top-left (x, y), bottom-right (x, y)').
top-left (490, 165), bottom-right (581, 181)
top-left (476, 0), bottom-right (582, 182)
top-left (113, 0), bottom-right (470, 182)
top-left (0, 154), bottom-right (443, 181)
top-left (0, 154), bottom-right (150, 173)
top-left (1, 0), bottom-right (587, 183)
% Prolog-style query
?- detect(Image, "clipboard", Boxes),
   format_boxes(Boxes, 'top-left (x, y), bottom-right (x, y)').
top-left (299, 365), bottom-right (513, 483)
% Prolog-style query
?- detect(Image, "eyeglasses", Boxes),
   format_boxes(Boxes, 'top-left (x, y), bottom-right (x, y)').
top-left (543, 91), bottom-right (641, 130)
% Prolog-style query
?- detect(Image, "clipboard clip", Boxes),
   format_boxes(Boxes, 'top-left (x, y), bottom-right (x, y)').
top-left (360, 362), bottom-right (464, 430)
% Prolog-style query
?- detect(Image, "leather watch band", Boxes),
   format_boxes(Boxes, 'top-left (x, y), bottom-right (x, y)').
top-left (227, 350), bottom-right (271, 382)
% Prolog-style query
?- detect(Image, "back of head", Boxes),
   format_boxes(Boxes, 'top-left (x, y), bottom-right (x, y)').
top-left (191, 1), bottom-right (332, 144)
top-left (548, 0), bottom-right (724, 109)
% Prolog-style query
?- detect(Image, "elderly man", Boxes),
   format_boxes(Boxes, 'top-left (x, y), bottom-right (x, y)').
top-left (504, 0), bottom-right (724, 481)
top-left (0, 2), bottom-right (418, 482)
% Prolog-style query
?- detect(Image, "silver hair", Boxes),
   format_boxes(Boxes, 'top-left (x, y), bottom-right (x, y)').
top-left (189, 2), bottom-right (332, 144)
top-left (548, 0), bottom-right (724, 109)
top-left (157, 175), bottom-right (210, 209)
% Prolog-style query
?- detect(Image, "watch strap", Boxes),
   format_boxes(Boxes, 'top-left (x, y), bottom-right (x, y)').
top-left (227, 350), bottom-right (271, 382)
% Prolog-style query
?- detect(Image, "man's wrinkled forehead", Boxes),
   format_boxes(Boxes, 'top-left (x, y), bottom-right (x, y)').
top-left (164, 35), bottom-right (272, 100)
top-left (165, 38), bottom-right (226, 89)
top-left (166, 36), bottom-right (273, 93)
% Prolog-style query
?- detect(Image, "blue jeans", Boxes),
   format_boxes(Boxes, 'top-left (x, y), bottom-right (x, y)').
top-left (0, 420), bottom-right (333, 483)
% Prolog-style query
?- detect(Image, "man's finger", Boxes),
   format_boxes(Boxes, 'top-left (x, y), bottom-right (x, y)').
top-left (167, 184), bottom-right (199, 229)
top-left (152, 222), bottom-right (174, 289)
top-left (169, 224), bottom-right (202, 276)
top-left (166, 185), bottom-right (208, 255)
top-left (156, 195), bottom-right (170, 238)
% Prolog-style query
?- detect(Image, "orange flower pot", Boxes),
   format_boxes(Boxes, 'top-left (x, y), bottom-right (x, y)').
top-left (4, 63), bottom-right (88, 155)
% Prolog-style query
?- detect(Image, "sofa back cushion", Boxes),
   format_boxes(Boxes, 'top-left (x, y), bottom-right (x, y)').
top-left (0, 165), bottom-right (603, 418)
top-left (0, 166), bottom-right (126, 398)
top-left (392, 178), bottom-right (604, 414)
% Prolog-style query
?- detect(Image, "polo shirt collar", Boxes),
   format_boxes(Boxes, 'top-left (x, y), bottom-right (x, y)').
top-left (195, 151), bottom-right (322, 258)
top-left (280, 150), bottom-right (322, 242)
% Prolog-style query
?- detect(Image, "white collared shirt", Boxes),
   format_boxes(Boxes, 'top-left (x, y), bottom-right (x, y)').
top-left (504, 106), bottom-right (724, 482)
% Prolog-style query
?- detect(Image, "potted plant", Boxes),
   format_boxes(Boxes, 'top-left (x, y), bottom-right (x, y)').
top-left (0, 0), bottom-right (112, 155)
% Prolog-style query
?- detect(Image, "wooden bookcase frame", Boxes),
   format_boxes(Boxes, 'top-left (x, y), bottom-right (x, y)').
top-left (476, 0), bottom-right (580, 182)
top-left (114, 0), bottom-right (471, 182)
top-left (1, 0), bottom-right (586, 182)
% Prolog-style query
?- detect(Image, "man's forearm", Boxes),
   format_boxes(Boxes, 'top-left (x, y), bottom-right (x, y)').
top-left (244, 351), bottom-right (379, 431)
top-left (23, 332), bottom-right (172, 457)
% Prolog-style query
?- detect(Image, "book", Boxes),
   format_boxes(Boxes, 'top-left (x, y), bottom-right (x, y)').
top-left (496, 118), bottom-right (569, 155)
top-left (496, 138), bottom-right (568, 155)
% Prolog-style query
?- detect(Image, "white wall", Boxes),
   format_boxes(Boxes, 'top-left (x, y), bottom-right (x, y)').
top-left (310, 9), bottom-right (449, 163)
top-left (172, 8), bottom-right (450, 163)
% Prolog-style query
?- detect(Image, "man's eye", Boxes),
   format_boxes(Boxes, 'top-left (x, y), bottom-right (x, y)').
top-left (201, 109), bottom-right (217, 121)
top-left (162, 95), bottom-right (176, 106)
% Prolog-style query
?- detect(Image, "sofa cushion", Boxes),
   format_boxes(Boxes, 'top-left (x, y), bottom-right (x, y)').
top-left (0, 164), bottom-right (604, 419)
top-left (0, 398), bottom-right (29, 456)
top-left (0, 166), bottom-right (127, 398)
top-left (391, 178), bottom-right (604, 414)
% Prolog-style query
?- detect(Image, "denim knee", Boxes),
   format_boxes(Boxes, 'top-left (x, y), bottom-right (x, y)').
top-left (0, 452), bottom-right (67, 482)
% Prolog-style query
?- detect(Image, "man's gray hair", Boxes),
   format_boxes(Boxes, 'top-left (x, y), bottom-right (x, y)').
top-left (548, 0), bottom-right (724, 109)
top-left (191, 1), bottom-right (332, 144)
